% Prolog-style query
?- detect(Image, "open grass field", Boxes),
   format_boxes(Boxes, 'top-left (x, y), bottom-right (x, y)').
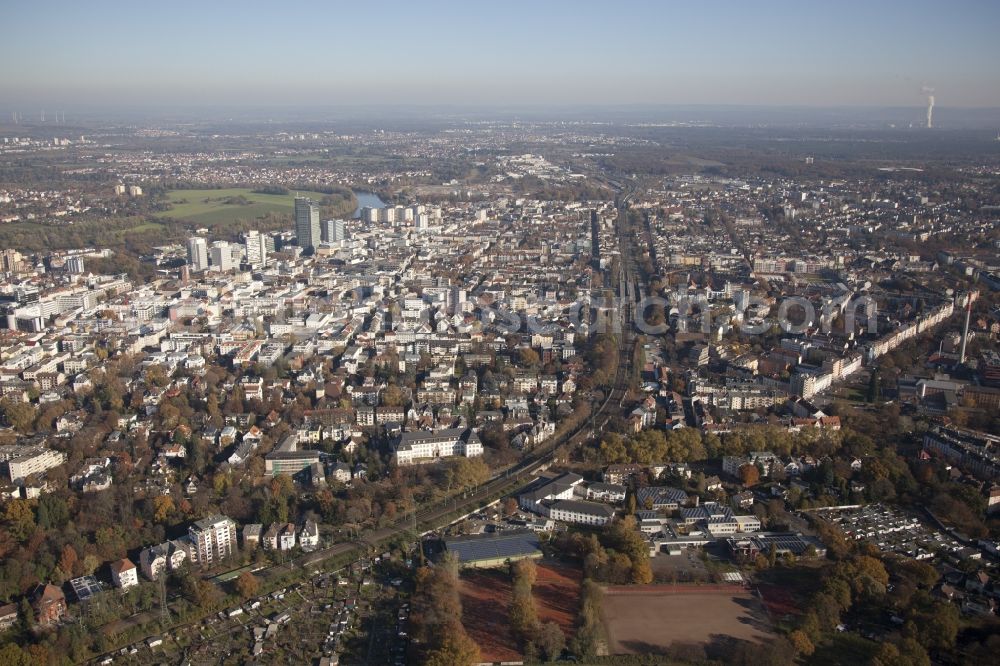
top-left (154, 188), bottom-right (338, 227)
top-left (600, 584), bottom-right (773, 654)
top-left (115, 221), bottom-right (165, 236)
top-left (460, 560), bottom-right (581, 662)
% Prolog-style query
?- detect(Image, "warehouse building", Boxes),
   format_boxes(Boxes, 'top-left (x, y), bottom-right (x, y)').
top-left (443, 529), bottom-right (543, 568)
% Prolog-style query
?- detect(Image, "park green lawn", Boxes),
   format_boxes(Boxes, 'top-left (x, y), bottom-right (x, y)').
top-left (154, 187), bottom-right (336, 227)
top-left (115, 221), bottom-right (165, 235)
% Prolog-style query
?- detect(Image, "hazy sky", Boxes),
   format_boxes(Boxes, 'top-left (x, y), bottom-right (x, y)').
top-left (4, 0), bottom-right (1000, 108)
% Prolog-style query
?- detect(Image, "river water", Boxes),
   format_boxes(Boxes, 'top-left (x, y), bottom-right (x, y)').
top-left (353, 191), bottom-right (386, 218)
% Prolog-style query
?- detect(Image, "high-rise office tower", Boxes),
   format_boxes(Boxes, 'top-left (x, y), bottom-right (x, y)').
top-left (294, 197), bottom-right (321, 251)
top-left (321, 219), bottom-right (346, 243)
top-left (210, 241), bottom-right (232, 272)
top-left (187, 237), bottom-right (209, 272)
top-left (244, 230), bottom-right (267, 267)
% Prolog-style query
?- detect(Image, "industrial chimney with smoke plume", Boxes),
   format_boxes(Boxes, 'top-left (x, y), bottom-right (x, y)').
top-left (922, 86), bottom-right (935, 128)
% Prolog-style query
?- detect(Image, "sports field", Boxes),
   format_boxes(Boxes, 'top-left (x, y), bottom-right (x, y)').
top-left (155, 188), bottom-right (348, 227)
top-left (601, 584), bottom-right (773, 654)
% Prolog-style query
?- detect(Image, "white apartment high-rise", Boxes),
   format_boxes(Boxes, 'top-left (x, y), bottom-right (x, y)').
top-left (210, 241), bottom-right (233, 272)
top-left (1, 249), bottom-right (25, 273)
top-left (65, 256), bottom-right (85, 274)
top-left (321, 219), bottom-right (345, 243)
top-left (294, 197), bottom-right (321, 251)
top-left (188, 514), bottom-right (237, 565)
top-left (187, 237), bottom-right (209, 272)
top-left (450, 286), bottom-right (467, 313)
top-left (244, 230), bottom-right (267, 267)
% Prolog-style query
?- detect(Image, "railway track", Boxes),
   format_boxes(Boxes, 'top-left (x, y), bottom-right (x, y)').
top-left (262, 197), bottom-right (646, 579)
top-left (91, 189), bottom-right (648, 666)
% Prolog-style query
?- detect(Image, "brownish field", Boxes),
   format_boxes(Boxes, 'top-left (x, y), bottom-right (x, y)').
top-left (757, 583), bottom-right (801, 619)
top-left (601, 584), bottom-right (773, 654)
top-left (532, 560), bottom-right (581, 630)
top-left (461, 567), bottom-right (519, 662)
top-left (460, 560), bottom-right (581, 662)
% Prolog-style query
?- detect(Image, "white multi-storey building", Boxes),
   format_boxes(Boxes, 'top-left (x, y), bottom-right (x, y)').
top-left (188, 514), bottom-right (237, 565)
top-left (299, 520), bottom-right (320, 548)
top-left (139, 541), bottom-right (188, 581)
top-left (0, 445), bottom-right (66, 482)
top-left (295, 197), bottom-right (321, 250)
top-left (393, 428), bottom-right (483, 466)
top-left (321, 219), bottom-right (345, 243)
top-left (279, 523), bottom-right (297, 550)
top-left (519, 472), bottom-right (584, 512)
top-left (244, 230), bottom-right (267, 267)
top-left (547, 499), bottom-right (616, 526)
top-left (65, 256), bottom-right (85, 274)
top-left (735, 515), bottom-right (762, 532)
top-left (187, 237), bottom-right (209, 272)
top-left (210, 241), bottom-right (233, 272)
top-left (110, 558), bottom-right (138, 589)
